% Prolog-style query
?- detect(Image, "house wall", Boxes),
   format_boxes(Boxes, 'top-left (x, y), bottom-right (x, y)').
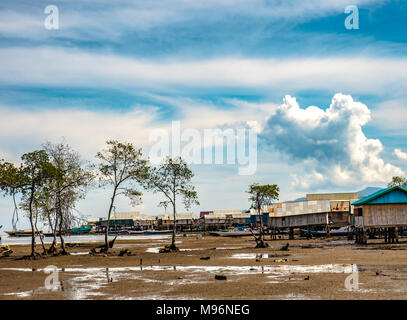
top-left (268, 212), bottom-right (329, 228)
top-left (270, 200), bottom-right (331, 217)
top-left (306, 193), bottom-right (359, 201)
top-left (360, 204), bottom-right (407, 227)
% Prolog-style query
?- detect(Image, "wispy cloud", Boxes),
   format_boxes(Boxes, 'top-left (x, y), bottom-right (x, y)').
top-left (0, 0), bottom-right (383, 40)
top-left (0, 47), bottom-right (406, 96)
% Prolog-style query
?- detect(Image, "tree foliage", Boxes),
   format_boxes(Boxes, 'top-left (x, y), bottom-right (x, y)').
top-left (96, 140), bottom-right (148, 252)
top-left (247, 183), bottom-right (279, 248)
top-left (145, 156), bottom-right (199, 250)
top-left (388, 176), bottom-right (407, 188)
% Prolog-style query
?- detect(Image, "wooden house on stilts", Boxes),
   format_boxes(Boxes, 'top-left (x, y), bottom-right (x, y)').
top-left (352, 186), bottom-right (407, 244)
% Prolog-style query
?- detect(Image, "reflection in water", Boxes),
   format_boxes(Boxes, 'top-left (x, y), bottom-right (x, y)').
top-left (1, 264), bottom-right (357, 300)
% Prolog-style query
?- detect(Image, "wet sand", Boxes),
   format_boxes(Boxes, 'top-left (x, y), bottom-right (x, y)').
top-left (1, 235), bottom-right (407, 300)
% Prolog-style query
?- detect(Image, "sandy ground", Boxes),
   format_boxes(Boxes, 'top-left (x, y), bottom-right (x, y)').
top-left (1, 234), bottom-right (407, 300)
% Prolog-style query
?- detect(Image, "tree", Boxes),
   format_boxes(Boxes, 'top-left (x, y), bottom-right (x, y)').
top-left (388, 176), bottom-right (407, 188)
top-left (0, 151), bottom-right (56, 257)
top-left (96, 140), bottom-right (148, 252)
top-left (0, 161), bottom-right (23, 231)
top-left (145, 156), bottom-right (199, 251)
top-left (247, 183), bottom-right (279, 248)
top-left (43, 141), bottom-right (94, 254)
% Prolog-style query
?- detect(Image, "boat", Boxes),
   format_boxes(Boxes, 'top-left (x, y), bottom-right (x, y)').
top-left (144, 230), bottom-right (173, 235)
top-left (300, 226), bottom-right (353, 237)
top-left (129, 230), bottom-right (145, 235)
top-left (210, 229), bottom-right (260, 237)
top-left (70, 225), bottom-right (92, 235)
top-left (5, 229), bottom-right (43, 237)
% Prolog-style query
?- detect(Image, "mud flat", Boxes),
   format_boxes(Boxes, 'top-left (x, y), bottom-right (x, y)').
top-left (1, 235), bottom-right (407, 300)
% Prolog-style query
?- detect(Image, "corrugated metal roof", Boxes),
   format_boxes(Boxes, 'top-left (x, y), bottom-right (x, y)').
top-left (352, 186), bottom-right (407, 205)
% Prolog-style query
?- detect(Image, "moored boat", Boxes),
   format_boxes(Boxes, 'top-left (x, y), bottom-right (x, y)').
top-left (70, 225), bottom-right (92, 235)
top-left (5, 229), bottom-right (43, 237)
top-left (210, 229), bottom-right (260, 237)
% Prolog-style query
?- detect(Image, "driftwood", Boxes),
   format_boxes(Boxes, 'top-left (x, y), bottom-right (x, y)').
top-left (280, 243), bottom-right (290, 251)
top-left (91, 236), bottom-right (118, 254)
top-left (159, 244), bottom-right (180, 253)
top-left (118, 249), bottom-right (131, 256)
top-left (0, 245), bottom-right (12, 257)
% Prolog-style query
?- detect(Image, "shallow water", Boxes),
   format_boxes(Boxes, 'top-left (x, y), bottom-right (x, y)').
top-left (0, 234), bottom-right (177, 245)
top-left (6, 263), bottom-right (406, 300)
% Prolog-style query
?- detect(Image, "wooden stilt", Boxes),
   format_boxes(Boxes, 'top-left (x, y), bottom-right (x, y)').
top-left (289, 227), bottom-right (294, 240)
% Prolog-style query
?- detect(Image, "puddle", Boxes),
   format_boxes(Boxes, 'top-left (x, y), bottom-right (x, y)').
top-left (275, 293), bottom-right (318, 300)
top-left (146, 247), bottom-right (204, 253)
top-left (0, 264), bottom-right (354, 275)
top-left (231, 253), bottom-right (270, 259)
top-left (2, 264), bottom-right (394, 299)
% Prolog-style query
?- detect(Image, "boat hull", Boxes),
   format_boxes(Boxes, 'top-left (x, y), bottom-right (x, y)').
top-left (210, 231), bottom-right (260, 237)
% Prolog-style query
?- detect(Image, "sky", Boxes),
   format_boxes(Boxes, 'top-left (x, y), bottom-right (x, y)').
top-left (0, 0), bottom-right (407, 230)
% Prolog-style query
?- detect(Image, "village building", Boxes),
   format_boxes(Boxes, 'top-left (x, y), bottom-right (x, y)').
top-left (352, 186), bottom-right (407, 244)
top-left (266, 192), bottom-right (361, 239)
top-left (157, 213), bottom-right (196, 231)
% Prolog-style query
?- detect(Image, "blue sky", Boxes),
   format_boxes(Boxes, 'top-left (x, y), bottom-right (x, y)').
top-left (0, 0), bottom-right (407, 229)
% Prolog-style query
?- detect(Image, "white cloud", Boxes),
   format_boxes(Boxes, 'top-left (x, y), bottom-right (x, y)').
top-left (0, 0), bottom-right (382, 40)
top-left (1, 47), bottom-right (407, 95)
top-left (0, 94), bottom-right (271, 161)
top-left (261, 93), bottom-right (404, 189)
top-left (394, 148), bottom-right (407, 161)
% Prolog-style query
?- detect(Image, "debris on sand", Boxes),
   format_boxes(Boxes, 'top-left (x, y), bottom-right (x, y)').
top-left (304, 275), bottom-right (310, 280)
top-left (118, 249), bottom-right (131, 256)
top-left (200, 256), bottom-right (210, 260)
top-left (0, 245), bottom-right (13, 257)
top-left (274, 258), bottom-right (288, 263)
top-left (280, 243), bottom-right (290, 251)
top-left (215, 275), bottom-right (227, 281)
top-left (159, 245), bottom-right (180, 253)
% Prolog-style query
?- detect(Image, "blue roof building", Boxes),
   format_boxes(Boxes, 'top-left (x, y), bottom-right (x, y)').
top-left (351, 186), bottom-right (407, 243)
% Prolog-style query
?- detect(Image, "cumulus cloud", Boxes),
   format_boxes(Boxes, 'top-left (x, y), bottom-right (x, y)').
top-left (261, 93), bottom-right (404, 189)
top-left (394, 148), bottom-right (407, 161)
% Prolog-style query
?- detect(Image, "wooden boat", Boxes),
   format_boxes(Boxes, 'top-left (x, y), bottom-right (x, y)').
top-left (128, 230), bottom-right (145, 235)
top-left (70, 225), bottom-right (92, 235)
top-left (210, 230), bottom-right (260, 237)
top-left (300, 226), bottom-right (353, 237)
top-left (5, 229), bottom-right (43, 237)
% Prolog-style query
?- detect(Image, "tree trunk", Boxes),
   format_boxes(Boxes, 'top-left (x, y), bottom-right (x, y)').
top-left (58, 211), bottom-right (67, 254)
top-left (258, 205), bottom-right (264, 244)
top-left (105, 187), bottom-right (117, 252)
top-left (171, 201), bottom-right (177, 249)
top-left (34, 211), bottom-right (46, 254)
top-left (254, 200), bottom-right (267, 248)
top-left (28, 192), bottom-right (36, 257)
top-left (47, 213), bottom-right (58, 253)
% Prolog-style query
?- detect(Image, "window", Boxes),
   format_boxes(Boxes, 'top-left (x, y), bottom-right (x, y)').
top-left (354, 208), bottom-right (363, 217)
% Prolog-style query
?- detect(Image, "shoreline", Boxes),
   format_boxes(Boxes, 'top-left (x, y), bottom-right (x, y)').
top-left (1, 235), bottom-right (407, 299)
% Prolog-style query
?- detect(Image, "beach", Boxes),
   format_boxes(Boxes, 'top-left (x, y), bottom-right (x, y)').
top-left (1, 234), bottom-right (407, 300)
